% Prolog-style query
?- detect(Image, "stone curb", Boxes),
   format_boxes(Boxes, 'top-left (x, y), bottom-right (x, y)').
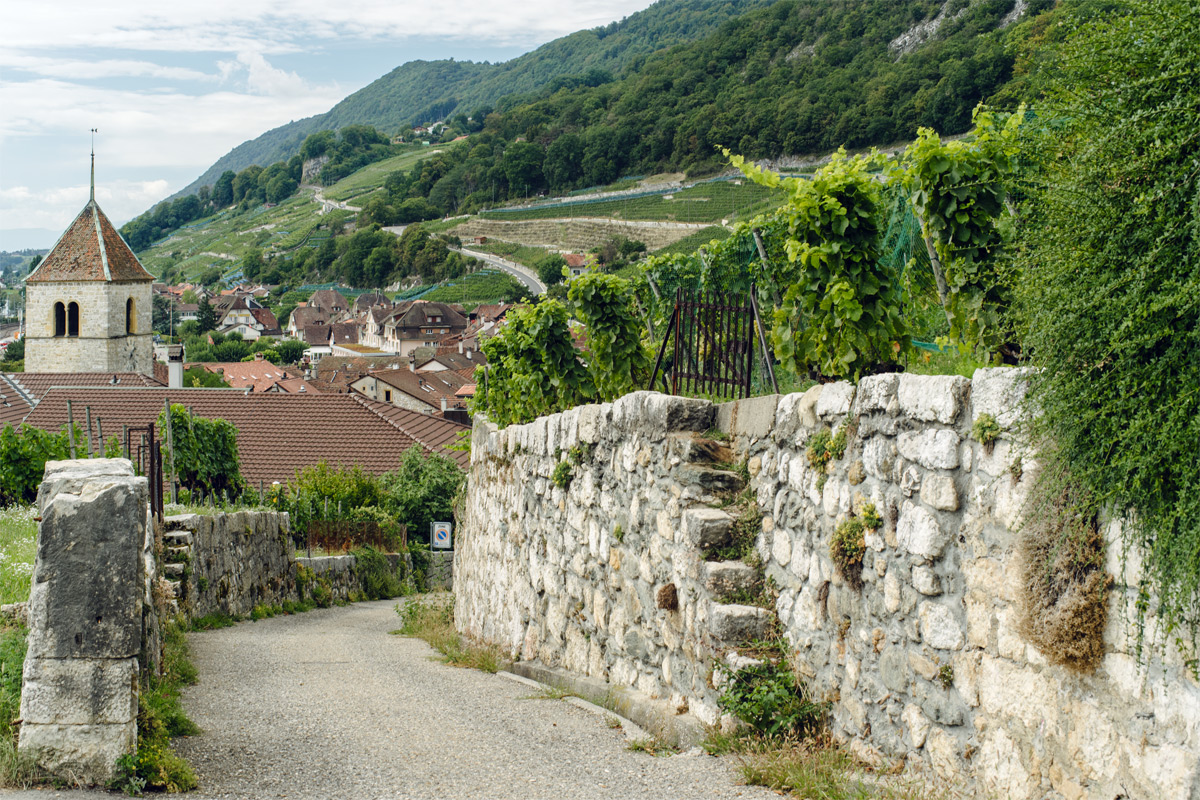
top-left (506, 661), bottom-right (708, 749)
top-left (497, 671), bottom-right (650, 740)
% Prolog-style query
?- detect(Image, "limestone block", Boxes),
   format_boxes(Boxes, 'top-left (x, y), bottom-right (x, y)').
top-left (862, 436), bottom-right (897, 482)
top-left (900, 464), bottom-right (922, 497)
top-left (970, 367), bottom-right (1035, 429)
top-left (920, 475), bottom-right (958, 511)
top-left (773, 385), bottom-right (822, 444)
top-left (897, 374), bottom-right (969, 424)
top-left (705, 561), bottom-right (760, 596)
top-left (915, 680), bottom-right (965, 726)
top-left (919, 601), bottom-right (964, 650)
top-left (878, 646), bottom-right (910, 693)
top-left (613, 391), bottom-right (713, 437)
top-left (897, 429), bottom-right (960, 470)
top-left (18, 721), bottom-right (136, 785)
top-left (978, 656), bottom-right (1059, 732)
top-left (903, 703), bottom-right (930, 748)
top-left (897, 503), bottom-right (952, 560)
top-left (27, 479), bottom-right (146, 660)
top-left (681, 508), bottom-right (734, 550)
top-left (771, 530), bottom-right (791, 566)
top-left (20, 657), bottom-right (138, 726)
top-left (977, 726), bottom-right (1035, 800)
top-left (709, 603), bottom-right (772, 644)
top-left (854, 373), bottom-right (899, 414)
top-left (36, 459), bottom-right (137, 513)
top-left (884, 570), bottom-right (901, 613)
top-left (925, 727), bottom-right (962, 780)
top-left (816, 381), bottom-right (855, 418)
top-left (912, 566), bottom-right (941, 596)
top-left (726, 394), bottom-right (780, 440)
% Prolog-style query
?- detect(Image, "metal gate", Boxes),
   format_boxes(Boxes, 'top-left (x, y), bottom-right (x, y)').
top-left (648, 287), bottom-right (777, 400)
top-left (125, 423), bottom-right (164, 520)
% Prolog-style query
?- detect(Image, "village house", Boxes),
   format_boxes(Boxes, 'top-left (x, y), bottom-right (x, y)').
top-left (357, 300), bottom-right (469, 356)
top-left (349, 365), bottom-right (468, 416)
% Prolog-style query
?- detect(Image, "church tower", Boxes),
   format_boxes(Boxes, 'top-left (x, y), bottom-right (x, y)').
top-left (24, 159), bottom-right (155, 375)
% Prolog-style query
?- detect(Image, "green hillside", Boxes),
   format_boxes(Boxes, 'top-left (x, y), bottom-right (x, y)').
top-left (173, 0), bottom-right (774, 198)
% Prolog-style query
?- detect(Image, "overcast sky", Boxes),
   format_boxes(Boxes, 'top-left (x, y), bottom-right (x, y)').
top-left (0, 0), bottom-right (657, 251)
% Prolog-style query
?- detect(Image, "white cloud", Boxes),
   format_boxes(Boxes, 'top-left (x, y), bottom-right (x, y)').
top-left (3, 1), bottom-right (653, 54)
top-left (0, 54), bottom-right (215, 83)
top-left (0, 179), bottom-right (171, 232)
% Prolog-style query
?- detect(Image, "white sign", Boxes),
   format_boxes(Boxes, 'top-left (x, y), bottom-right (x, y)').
top-left (431, 521), bottom-right (453, 549)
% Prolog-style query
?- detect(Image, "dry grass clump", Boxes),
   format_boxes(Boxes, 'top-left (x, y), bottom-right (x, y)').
top-left (393, 594), bottom-right (507, 673)
top-left (1017, 463), bottom-right (1109, 671)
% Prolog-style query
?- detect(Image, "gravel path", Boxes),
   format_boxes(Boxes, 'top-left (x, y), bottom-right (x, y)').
top-left (168, 599), bottom-right (775, 799)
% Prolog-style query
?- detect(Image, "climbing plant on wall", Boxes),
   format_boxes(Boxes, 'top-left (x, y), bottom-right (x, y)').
top-left (158, 404), bottom-right (243, 497)
top-left (568, 272), bottom-right (650, 402)
top-left (727, 147), bottom-right (909, 380)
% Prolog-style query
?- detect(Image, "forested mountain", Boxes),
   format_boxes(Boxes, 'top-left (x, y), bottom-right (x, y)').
top-left (360, 0), bottom-right (1051, 218)
top-left (175, 0), bottom-right (774, 198)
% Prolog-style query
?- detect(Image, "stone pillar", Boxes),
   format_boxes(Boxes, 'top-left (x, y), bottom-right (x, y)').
top-left (19, 459), bottom-right (148, 784)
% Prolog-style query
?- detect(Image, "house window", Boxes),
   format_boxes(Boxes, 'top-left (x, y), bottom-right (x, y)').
top-left (126, 298), bottom-right (136, 334)
top-left (384, 390), bottom-right (392, 403)
top-left (54, 302), bottom-right (66, 337)
top-left (425, 328), bottom-right (434, 334)
top-left (67, 302), bottom-right (80, 337)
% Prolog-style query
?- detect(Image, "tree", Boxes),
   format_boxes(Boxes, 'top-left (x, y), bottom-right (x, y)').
top-left (1012, 0), bottom-right (1200, 664)
top-left (537, 254), bottom-right (568, 286)
top-left (212, 171), bottom-right (235, 207)
top-left (152, 294), bottom-right (176, 336)
top-left (241, 249), bottom-right (266, 282)
top-left (275, 340), bottom-right (310, 365)
top-left (378, 445), bottom-right (465, 544)
top-left (197, 297), bottom-right (218, 333)
top-left (502, 141), bottom-right (545, 196)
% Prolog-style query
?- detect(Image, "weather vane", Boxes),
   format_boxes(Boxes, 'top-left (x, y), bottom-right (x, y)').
top-left (90, 128), bottom-right (98, 201)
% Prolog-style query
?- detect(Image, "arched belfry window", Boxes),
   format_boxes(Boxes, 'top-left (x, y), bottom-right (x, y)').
top-left (67, 302), bottom-right (80, 337)
top-left (54, 302), bottom-right (66, 337)
top-left (126, 298), bottom-right (135, 334)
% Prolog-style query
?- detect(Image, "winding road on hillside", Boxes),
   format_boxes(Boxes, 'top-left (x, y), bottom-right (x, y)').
top-left (460, 247), bottom-right (546, 296)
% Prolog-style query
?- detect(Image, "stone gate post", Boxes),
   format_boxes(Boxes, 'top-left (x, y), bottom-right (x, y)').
top-left (18, 459), bottom-right (148, 784)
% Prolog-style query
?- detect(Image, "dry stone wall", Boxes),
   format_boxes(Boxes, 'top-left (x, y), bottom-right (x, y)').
top-left (458, 373), bottom-right (1200, 800)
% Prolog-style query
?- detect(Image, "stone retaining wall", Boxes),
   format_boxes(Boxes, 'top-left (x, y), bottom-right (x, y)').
top-left (166, 512), bottom-right (412, 618)
top-left (457, 375), bottom-right (1200, 799)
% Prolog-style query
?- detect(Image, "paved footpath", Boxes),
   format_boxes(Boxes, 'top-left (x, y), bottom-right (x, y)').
top-left (3, 599), bottom-right (776, 799)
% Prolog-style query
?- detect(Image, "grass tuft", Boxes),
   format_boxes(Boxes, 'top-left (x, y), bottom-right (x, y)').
top-left (393, 595), bottom-right (507, 673)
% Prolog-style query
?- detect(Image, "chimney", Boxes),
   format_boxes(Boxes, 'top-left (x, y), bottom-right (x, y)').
top-left (409, 356), bottom-right (416, 373)
top-left (458, 341), bottom-right (464, 354)
top-left (466, 349), bottom-right (472, 361)
top-left (254, 352), bottom-right (264, 362)
top-left (441, 397), bottom-right (448, 413)
top-left (167, 346), bottom-right (184, 390)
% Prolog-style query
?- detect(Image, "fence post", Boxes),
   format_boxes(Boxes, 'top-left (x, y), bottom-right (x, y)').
top-left (85, 406), bottom-right (94, 457)
top-left (66, 400), bottom-right (77, 459)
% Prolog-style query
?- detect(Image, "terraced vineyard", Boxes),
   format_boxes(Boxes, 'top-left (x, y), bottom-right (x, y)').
top-left (323, 147), bottom-right (442, 203)
top-left (480, 179), bottom-right (783, 225)
top-left (407, 269), bottom-right (527, 308)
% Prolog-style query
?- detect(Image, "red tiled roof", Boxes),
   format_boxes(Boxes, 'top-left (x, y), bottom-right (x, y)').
top-left (302, 324), bottom-right (331, 346)
top-left (201, 362), bottom-right (301, 393)
top-left (1, 372), bottom-right (163, 402)
top-left (250, 308), bottom-right (281, 332)
top-left (330, 322), bottom-right (358, 345)
top-left (26, 200), bottom-right (154, 283)
top-left (309, 289), bottom-right (349, 313)
top-left (353, 396), bottom-right (469, 469)
top-left (22, 388), bottom-right (461, 485)
top-left (366, 368), bottom-right (468, 410)
top-left (291, 307), bottom-right (329, 330)
top-left (0, 375), bottom-right (35, 429)
top-left (271, 377), bottom-right (320, 394)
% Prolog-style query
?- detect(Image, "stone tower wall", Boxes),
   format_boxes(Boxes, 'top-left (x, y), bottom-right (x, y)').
top-left (25, 280), bottom-right (154, 374)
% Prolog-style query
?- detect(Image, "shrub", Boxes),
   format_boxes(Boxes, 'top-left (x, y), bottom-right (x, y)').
top-left (830, 517), bottom-right (865, 590)
top-left (551, 461), bottom-right (573, 489)
top-left (718, 642), bottom-right (821, 738)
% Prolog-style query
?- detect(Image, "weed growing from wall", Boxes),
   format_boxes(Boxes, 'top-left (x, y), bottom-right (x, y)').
top-left (717, 640), bottom-right (822, 738)
top-left (830, 517), bottom-right (866, 591)
top-left (1017, 458), bottom-right (1108, 671)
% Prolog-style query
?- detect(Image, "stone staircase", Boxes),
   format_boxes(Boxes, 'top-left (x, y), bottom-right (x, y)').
top-left (160, 517), bottom-right (196, 614)
top-left (674, 434), bottom-right (776, 655)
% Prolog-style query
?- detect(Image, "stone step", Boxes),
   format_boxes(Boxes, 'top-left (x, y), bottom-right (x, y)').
top-left (672, 434), bottom-right (735, 466)
top-left (163, 530), bottom-right (193, 547)
top-left (709, 603), bottom-right (773, 645)
top-left (164, 546), bottom-right (191, 564)
top-left (681, 508), bottom-right (735, 549)
top-left (162, 563), bottom-right (186, 578)
top-left (677, 465), bottom-right (745, 494)
top-left (705, 561), bottom-right (761, 594)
